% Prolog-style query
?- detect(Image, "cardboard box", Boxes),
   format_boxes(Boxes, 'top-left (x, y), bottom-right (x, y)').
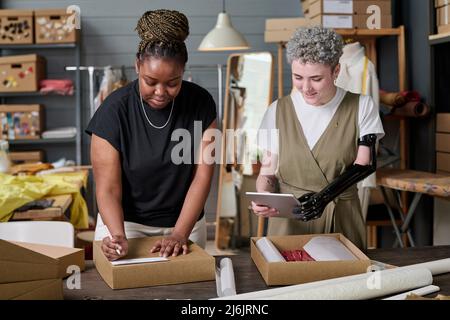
top-left (301, 0), bottom-right (310, 15)
top-left (436, 0), bottom-right (450, 8)
top-left (437, 5), bottom-right (450, 26)
top-left (265, 17), bottom-right (310, 31)
top-left (0, 9), bottom-right (34, 44)
top-left (265, 30), bottom-right (298, 42)
top-left (437, 113), bottom-right (450, 132)
top-left (8, 150), bottom-right (44, 164)
top-left (0, 239), bottom-right (85, 283)
top-left (0, 54), bottom-right (46, 92)
top-left (309, 0), bottom-right (354, 18)
top-left (34, 9), bottom-right (77, 44)
top-left (0, 278), bottom-right (63, 300)
top-left (264, 18), bottom-right (310, 42)
top-left (354, 1), bottom-right (391, 15)
top-left (309, 1), bottom-right (390, 17)
top-left (354, 14), bottom-right (392, 29)
top-left (436, 133), bottom-right (450, 153)
top-left (438, 23), bottom-right (450, 34)
top-left (0, 104), bottom-right (44, 140)
top-left (93, 236), bottom-right (216, 289)
top-left (310, 14), bottom-right (354, 29)
top-left (437, 152), bottom-right (450, 172)
top-left (251, 233), bottom-right (371, 286)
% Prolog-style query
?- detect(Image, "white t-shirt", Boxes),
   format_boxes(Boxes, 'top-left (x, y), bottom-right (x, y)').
top-left (258, 87), bottom-right (385, 154)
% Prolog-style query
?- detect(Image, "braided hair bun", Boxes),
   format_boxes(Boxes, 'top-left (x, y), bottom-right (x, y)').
top-left (136, 9), bottom-right (189, 60)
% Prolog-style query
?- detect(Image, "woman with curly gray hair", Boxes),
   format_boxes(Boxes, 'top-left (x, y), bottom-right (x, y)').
top-left (252, 26), bottom-right (384, 250)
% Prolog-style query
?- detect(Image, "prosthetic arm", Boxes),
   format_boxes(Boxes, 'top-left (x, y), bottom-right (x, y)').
top-left (292, 134), bottom-right (377, 221)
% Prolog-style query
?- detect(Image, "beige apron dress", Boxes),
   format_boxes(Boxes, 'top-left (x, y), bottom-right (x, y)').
top-left (267, 92), bottom-right (367, 249)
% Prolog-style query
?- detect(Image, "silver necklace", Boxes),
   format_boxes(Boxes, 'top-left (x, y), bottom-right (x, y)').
top-left (139, 89), bottom-right (174, 130)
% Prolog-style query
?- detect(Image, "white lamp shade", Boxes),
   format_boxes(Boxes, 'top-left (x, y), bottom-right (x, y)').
top-left (198, 12), bottom-right (250, 51)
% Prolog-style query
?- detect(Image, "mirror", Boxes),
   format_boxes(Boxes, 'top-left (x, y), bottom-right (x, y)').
top-left (215, 52), bottom-right (274, 249)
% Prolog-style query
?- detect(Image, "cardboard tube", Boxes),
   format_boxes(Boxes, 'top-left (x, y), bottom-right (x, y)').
top-left (214, 267), bottom-right (432, 300)
top-left (392, 101), bottom-right (430, 118)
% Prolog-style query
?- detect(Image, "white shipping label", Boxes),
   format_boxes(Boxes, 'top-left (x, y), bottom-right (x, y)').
top-left (323, 15), bottom-right (353, 29)
top-left (324, 0), bottom-right (353, 14)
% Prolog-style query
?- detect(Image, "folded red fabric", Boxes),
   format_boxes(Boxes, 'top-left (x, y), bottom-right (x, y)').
top-left (39, 79), bottom-right (74, 95)
top-left (281, 249), bottom-right (315, 262)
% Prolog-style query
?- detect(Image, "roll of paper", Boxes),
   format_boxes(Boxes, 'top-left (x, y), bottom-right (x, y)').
top-left (216, 258), bottom-right (237, 297)
top-left (383, 285), bottom-right (440, 300)
top-left (214, 267), bottom-right (432, 300)
top-left (255, 237), bottom-right (285, 262)
top-left (397, 258), bottom-right (450, 276)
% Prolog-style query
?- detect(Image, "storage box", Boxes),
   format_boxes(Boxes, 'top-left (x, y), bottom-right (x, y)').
top-left (34, 9), bottom-right (77, 44)
top-left (437, 5), bottom-right (450, 26)
top-left (0, 9), bottom-right (34, 44)
top-left (264, 17), bottom-right (310, 42)
top-left (436, 133), bottom-right (450, 153)
top-left (309, 0), bottom-right (354, 18)
top-left (266, 17), bottom-right (310, 31)
top-left (0, 239), bottom-right (85, 283)
top-left (0, 54), bottom-right (46, 92)
top-left (310, 14), bottom-right (392, 29)
top-left (438, 23), bottom-right (450, 34)
top-left (437, 113), bottom-right (450, 132)
top-left (436, 0), bottom-right (450, 8)
top-left (8, 150), bottom-right (44, 164)
top-left (0, 104), bottom-right (44, 140)
top-left (354, 14), bottom-right (392, 29)
top-left (0, 278), bottom-right (63, 300)
top-left (354, 1), bottom-right (391, 15)
top-left (437, 152), bottom-right (450, 172)
top-left (93, 236), bottom-right (216, 289)
top-left (310, 14), bottom-right (355, 28)
top-left (309, 1), bottom-right (390, 17)
top-left (251, 233), bottom-right (371, 286)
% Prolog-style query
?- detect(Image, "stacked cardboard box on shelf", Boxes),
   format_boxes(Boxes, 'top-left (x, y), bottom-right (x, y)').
top-left (265, 17), bottom-right (310, 42)
top-left (0, 8), bottom-right (77, 45)
top-left (0, 239), bottom-right (84, 300)
top-left (0, 104), bottom-right (44, 140)
top-left (304, 0), bottom-right (392, 29)
top-left (436, 0), bottom-right (450, 34)
top-left (0, 54), bottom-right (46, 93)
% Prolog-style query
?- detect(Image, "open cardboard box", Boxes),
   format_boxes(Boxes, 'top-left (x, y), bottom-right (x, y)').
top-left (251, 233), bottom-right (371, 286)
top-left (93, 236), bottom-right (215, 289)
top-left (0, 239), bottom-right (85, 283)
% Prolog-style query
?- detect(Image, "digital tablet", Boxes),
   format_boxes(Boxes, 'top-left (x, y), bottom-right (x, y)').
top-left (246, 192), bottom-right (300, 219)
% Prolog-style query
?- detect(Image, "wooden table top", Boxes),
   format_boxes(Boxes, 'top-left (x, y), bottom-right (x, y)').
top-left (377, 168), bottom-right (450, 197)
top-left (63, 246), bottom-right (450, 300)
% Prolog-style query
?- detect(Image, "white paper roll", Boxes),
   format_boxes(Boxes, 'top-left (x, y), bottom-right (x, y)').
top-left (214, 267), bottom-right (432, 300)
top-left (220, 258), bottom-right (237, 296)
top-left (215, 258), bottom-right (237, 297)
top-left (383, 285), bottom-right (440, 300)
top-left (398, 258), bottom-right (450, 276)
top-left (255, 237), bottom-right (286, 262)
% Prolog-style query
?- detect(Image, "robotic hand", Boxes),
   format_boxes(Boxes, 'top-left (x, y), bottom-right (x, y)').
top-left (292, 134), bottom-right (377, 221)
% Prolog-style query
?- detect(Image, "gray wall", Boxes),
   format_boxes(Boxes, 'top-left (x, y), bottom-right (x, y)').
top-left (2, 0), bottom-right (301, 218)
